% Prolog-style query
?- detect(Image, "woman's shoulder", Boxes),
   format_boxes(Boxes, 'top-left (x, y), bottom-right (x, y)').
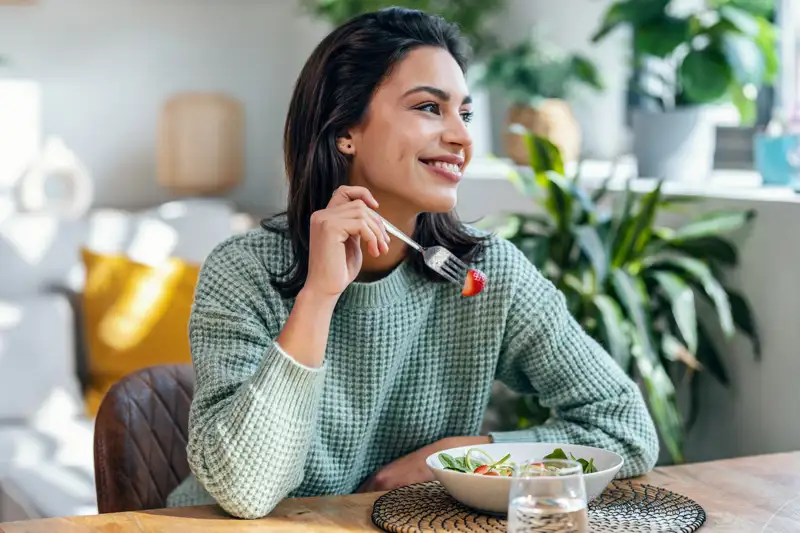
top-left (198, 222), bottom-right (293, 287)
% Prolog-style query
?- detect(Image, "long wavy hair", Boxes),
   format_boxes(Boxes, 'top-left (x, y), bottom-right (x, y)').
top-left (262, 7), bottom-right (489, 298)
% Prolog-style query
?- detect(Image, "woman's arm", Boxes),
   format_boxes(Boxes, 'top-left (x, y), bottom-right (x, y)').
top-left (185, 240), bottom-right (331, 519)
top-left (187, 186), bottom-right (389, 519)
top-left (490, 255), bottom-right (660, 478)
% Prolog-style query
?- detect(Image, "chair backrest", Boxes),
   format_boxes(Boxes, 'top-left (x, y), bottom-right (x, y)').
top-left (93, 364), bottom-right (195, 513)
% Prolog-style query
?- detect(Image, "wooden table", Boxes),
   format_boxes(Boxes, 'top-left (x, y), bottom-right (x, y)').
top-left (1, 451), bottom-right (799, 532)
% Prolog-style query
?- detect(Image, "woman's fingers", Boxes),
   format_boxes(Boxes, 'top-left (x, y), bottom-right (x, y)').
top-left (330, 199), bottom-right (390, 254)
top-left (327, 185), bottom-right (379, 209)
top-left (338, 217), bottom-right (382, 257)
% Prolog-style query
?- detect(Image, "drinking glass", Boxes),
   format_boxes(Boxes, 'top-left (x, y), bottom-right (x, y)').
top-left (506, 458), bottom-right (589, 533)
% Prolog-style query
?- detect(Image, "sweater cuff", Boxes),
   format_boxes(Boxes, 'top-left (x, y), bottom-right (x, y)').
top-left (246, 341), bottom-right (326, 424)
top-left (489, 425), bottom-right (570, 444)
top-left (273, 340), bottom-right (325, 373)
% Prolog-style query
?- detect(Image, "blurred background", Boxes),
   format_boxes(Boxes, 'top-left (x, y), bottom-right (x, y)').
top-left (0, 0), bottom-right (798, 522)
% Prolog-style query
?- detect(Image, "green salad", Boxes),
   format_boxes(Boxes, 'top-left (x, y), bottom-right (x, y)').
top-left (437, 447), bottom-right (598, 477)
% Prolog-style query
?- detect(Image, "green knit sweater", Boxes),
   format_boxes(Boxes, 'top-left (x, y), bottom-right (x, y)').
top-left (165, 225), bottom-right (659, 518)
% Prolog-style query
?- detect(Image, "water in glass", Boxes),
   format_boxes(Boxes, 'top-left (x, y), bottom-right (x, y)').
top-left (506, 458), bottom-right (589, 533)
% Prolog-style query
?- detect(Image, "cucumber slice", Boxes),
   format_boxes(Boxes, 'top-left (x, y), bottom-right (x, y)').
top-left (465, 448), bottom-right (494, 471)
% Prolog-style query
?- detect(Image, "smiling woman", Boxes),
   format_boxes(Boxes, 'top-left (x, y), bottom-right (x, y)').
top-left (164, 7), bottom-right (659, 520)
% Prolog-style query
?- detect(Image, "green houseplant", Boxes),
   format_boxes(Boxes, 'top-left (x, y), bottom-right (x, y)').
top-left (590, 0), bottom-right (778, 180)
top-left (488, 131), bottom-right (760, 463)
top-left (300, 0), bottom-right (505, 59)
top-left (479, 32), bottom-right (603, 165)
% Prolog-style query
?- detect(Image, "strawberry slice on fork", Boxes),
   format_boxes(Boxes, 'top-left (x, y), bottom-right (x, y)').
top-left (462, 268), bottom-right (487, 297)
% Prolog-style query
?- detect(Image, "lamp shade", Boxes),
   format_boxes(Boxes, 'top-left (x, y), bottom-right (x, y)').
top-left (157, 92), bottom-right (244, 196)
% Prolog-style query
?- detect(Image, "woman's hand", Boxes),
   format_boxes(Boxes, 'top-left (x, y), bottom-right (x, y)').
top-left (303, 185), bottom-right (391, 299)
top-left (356, 436), bottom-right (491, 493)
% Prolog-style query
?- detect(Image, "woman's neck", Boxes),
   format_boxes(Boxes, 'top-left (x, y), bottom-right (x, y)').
top-left (357, 200), bottom-right (418, 282)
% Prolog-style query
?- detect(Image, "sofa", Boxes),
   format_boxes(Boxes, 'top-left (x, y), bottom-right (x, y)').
top-left (0, 198), bottom-right (255, 520)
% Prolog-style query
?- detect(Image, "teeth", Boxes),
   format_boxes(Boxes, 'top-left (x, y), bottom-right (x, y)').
top-left (426, 160), bottom-right (461, 174)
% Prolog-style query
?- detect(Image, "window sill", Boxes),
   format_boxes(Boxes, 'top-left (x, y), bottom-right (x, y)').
top-left (464, 156), bottom-right (800, 206)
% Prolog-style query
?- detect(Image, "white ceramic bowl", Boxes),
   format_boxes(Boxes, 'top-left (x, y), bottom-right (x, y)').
top-left (426, 442), bottom-right (624, 515)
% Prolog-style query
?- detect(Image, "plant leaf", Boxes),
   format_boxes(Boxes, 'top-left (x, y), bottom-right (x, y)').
top-left (610, 269), bottom-right (658, 363)
top-left (719, 5), bottom-right (761, 35)
top-left (634, 17), bottom-right (691, 58)
top-left (514, 236), bottom-right (551, 272)
top-left (591, 174), bottom-right (614, 204)
top-left (661, 332), bottom-right (703, 371)
top-left (610, 181), bottom-right (634, 258)
top-left (591, 0), bottom-right (669, 42)
top-left (755, 16), bottom-right (779, 82)
top-left (679, 47), bottom-right (732, 103)
top-left (575, 225), bottom-right (608, 284)
top-left (697, 319), bottom-right (730, 386)
top-left (592, 295), bottom-right (631, 369)
top-left (666, 236), bottom-right (738, 266)
top-left (570, 55), bottom-right (604, 91)
top-left (720, 32), bottom-right (766, 85)
top-left (650, 271), bottom-right (698, 353)
top-left (648, 255), bottom-right (735, 338)
top-left (729, 79), bottom-right (757, 125)
top-left (671, 210), bottom-right (755, 241)
top-left (522, 130), bottom-right (565, 176)
top-left (726, 287), bottom-right (761, 358)
top-left (685, 368), bottom-right (701, 430)
top-left (613, 181), bottom-right (663, 267)
top-left (629, 329), bottom-right (684, 463)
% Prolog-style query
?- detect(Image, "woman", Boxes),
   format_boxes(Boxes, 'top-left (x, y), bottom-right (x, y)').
top-left (166, 7), bottom-right (658, 519)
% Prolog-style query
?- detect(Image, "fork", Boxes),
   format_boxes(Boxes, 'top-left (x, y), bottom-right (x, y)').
top-left (377, 214), bottom-right (468, 285)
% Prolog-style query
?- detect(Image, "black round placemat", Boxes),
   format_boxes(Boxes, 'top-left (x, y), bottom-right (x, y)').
top-left (371, 480), bottom-right (706, 532)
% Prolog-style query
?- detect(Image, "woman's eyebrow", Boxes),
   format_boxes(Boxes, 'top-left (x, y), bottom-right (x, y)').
top-left (401, 85), bottom-right (472, 105)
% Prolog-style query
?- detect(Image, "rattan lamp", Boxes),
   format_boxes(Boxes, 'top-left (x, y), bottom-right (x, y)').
top-left (157, 92), bottom-right (244, 196)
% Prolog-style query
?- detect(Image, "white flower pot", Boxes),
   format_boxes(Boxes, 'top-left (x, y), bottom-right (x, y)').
top-left (632, 106), bottom-right (716, 181)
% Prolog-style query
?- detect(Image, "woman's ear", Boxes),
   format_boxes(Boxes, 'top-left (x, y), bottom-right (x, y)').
top-left (336, 135), bottom-right (356, 156)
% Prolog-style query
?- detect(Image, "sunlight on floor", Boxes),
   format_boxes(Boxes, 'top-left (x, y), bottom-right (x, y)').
top-left (31, 388), bottom-right (93, 467)
top-left (85, 209), bottom-right (131, 253)
top-left (0, 301), bottom-right (23, 329)
top-left (127, 217), bottom-right (178, 266)
top-left (0, 215), bottom-right (58, 266)
top-left (157, 200), bottom-right (188, 220)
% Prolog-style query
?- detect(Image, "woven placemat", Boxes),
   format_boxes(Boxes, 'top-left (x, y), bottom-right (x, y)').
top-left (371, 480), bottom-right (706, 533)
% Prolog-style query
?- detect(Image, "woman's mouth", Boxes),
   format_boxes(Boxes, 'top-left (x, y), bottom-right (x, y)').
top-left (420, 158), bottom-right (463, 182)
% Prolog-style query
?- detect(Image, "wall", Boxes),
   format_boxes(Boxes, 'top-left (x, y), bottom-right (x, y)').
top-left (0, 0), bottom-right (329, 215)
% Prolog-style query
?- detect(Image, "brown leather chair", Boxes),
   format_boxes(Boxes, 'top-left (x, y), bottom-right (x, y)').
top-left (93, 364), bottom-right (195, 513)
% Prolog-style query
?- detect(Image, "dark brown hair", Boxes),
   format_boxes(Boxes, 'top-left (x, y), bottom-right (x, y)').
top-left (262, 7), bottom-right (488, 298)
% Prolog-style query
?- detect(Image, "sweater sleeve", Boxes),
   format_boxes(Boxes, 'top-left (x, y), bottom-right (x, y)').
top-left (489, 254), bottom-right (659, 478)
top-left (185, 239), bottom-right (326, 519)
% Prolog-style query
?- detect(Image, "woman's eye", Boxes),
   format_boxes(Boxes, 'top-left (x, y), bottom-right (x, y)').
top-left (416, 103), bottom-right (440, 115)
top-left (461, 111), bottom-right (474, 123)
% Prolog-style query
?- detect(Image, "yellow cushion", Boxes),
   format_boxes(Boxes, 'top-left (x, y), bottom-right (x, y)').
top-left (80, 248), bottom-right (200, 416)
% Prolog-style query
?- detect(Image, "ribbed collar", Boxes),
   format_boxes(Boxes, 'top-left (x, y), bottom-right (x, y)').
top-left (336, 259), bottom-right (423, 308)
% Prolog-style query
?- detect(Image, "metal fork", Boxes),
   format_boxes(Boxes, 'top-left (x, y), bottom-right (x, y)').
top-left (377, 214), bottom-right (468, 285)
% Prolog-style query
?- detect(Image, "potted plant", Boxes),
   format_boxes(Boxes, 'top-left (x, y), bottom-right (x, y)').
top-left (485, 131), bottom-right (760, 464)
top-left (479, 32), bottom-right (603, 165)
top-left (299, 0), bottom-right (506, 157)
top-left (590, 0), bottom-right (778, 181)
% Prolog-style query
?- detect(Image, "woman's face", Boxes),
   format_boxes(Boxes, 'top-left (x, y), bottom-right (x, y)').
top-left (344, 46), bottom-right (473, 215)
